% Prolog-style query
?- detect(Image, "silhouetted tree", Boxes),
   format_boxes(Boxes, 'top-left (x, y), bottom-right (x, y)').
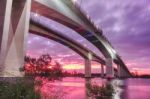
top-left (52, 62), bottom-right (63, 76)
top-left (24, 54), bottom-right (63, 77)
top-left (37, 54), bottom-right (51, 67)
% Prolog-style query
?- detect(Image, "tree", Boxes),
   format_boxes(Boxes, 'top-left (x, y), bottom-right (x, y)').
top-left (24, 54), bottom-right (63, 76)
top-left (37, 54), bottom-right (51, 67)
top-left (52, 62), bottom-right (63, 76)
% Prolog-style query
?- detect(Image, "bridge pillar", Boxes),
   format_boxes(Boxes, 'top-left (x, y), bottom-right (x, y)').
top-left (122, 69), bottom-right (130, 78)
top-left (117, 64), bottom-right (129, 78)
top-left (0, 0), bottom-right (12, 76)
top-left (84, 59), bottom-right (91, 78)
top-left (106, 58), bottom-right (114, 78)
top-left (117, 64), bottom-right (121, 77)
top-left (101, 64), bottom-right (104, 78)
top-left (0, 0), bottom-right (31, 77)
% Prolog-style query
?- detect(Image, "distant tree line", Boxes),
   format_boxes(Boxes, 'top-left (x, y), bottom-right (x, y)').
top-left (23, 54), bottom-right (63, 77)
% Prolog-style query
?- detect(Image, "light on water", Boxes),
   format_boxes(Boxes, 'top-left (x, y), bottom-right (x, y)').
top-left (34, 77), bottom-right (150, 99)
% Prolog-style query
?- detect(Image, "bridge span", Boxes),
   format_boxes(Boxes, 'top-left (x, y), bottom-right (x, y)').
top-left (31, 0), bottom-right (131, 77)
top-left (0, 0), bottom-right (131, 77)
top-left (30, 18), bottom-right (106, 78)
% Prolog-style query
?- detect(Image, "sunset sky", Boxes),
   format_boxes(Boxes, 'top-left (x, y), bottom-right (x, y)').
top-left (27, 0), bottom-right (150, 75)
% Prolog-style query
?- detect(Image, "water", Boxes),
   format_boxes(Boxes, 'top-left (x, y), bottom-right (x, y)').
top-left (35, 77), bottom-right (150, 99)
top-left (125, 78), bottom-right (150, 99)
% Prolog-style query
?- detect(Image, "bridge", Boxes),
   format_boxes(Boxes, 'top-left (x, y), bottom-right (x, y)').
top-left (30, 18), bottom-right (105, 78)
top-left (0, 0), bottom-right (132, 77)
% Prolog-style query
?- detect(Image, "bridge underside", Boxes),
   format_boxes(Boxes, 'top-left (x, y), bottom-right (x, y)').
top-left (0, 0), bottom-right (131, 77)
top-left (30, 19), bottom-right (106, 77)
top-left (30, 19), bottom-right (105, 64)
top-left (32, 0), bottom-right (111, 58)
top-left (32, 0), bottom-right (131, 77)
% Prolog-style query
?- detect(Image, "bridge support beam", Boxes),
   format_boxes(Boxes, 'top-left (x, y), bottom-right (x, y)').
top-left (101, 64), bottom-right (104, 78)
top-left (0, 0), bottom-right (31, 77)
top-left (117, 64), bottom-right (121, 77)
top-left (85, 59), bottom-right (91, 78)
top-left (106, 58), bottom-right (114, 78)
top-left (117, 64), bottom-right (129, 78)
top-left (0, 0), bottom-right (12, 76)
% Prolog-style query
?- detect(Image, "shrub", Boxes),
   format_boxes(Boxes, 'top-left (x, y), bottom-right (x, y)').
top-left (87, 83), bottom-right (114, 99)
top-left (0, 80), bottom-right (40, 99)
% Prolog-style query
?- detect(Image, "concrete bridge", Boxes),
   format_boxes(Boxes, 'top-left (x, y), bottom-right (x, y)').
top-left (0, 0), bottom-right (132, 77)
top-left (30, 18), bottom-right (105, 78)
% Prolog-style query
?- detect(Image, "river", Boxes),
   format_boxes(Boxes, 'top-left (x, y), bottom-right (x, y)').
top-left (35, 77), bottom-right (150, 99)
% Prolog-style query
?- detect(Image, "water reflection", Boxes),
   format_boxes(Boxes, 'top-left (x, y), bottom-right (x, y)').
top-left (34, 77), bottom-right (150, 99)
top-left (85, 78), bottom-right (125, 99)
top-left (85, 78), bottom-right (91, 99)
top-left (111, 79), bottom-right (125, 99)
top-left (125, 78), bottom-right (150, 99)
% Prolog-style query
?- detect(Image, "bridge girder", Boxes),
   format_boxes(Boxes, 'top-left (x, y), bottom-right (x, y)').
top-left (0, 0), bottom-right (131, 77)
top-left (32, 0), bottom-right (132, 77)
top-left (29, 19), bottom-right (105, 65)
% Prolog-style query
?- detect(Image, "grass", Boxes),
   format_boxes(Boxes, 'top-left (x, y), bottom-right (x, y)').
top-left (0, 79), bottom-right (40, 99)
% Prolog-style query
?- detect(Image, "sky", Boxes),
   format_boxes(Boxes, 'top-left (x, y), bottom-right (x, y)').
top-left (27, 0), bottom-right (150, 75)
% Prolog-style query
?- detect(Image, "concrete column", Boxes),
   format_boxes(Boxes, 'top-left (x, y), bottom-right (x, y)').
top-left (117, 64), bottom-right (121, 78)
top-left (106, 58), bottom-right (114, 78)
top-left (0, 0), bottom-right (31, 77)
top-left (101, 64), bottom-right (104, 78)
top-left (85, 59), bottom-right (91, 78)
top-left (117, 64), bottom-right (130, 78)
top-left (0, 0), bottom-right (13, 76)
top-left (120, 66), bottom-right (128, 78)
